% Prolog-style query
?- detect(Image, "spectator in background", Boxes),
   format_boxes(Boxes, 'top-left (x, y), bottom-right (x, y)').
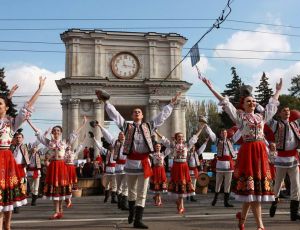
top-left (83, 158), bottom-right (94, 178)
top-left (76, 163), bottom-right (84, 178)
top-left (83, 146), bottom-right (89, 159)
top-left (89, 146), bottom-right (95, 160)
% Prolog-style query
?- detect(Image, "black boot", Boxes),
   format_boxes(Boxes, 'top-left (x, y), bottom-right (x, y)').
top-left (190, 196), bottom-right (197, 202)
top-left (211, 192), bottom-right (219, 206)
top-left (117, 194), bottom-right (122, 208)
top-left (31, 194), bottom-right (38, 206)
top-left (121, 195), bottom-right (129, 210)
top-left (111, 191), bottom-right (118, 204)
top-left (134, 206), bottom-right (148, 229)
top-left (224, 193), bottom-right (234, 207)
top-left (186, 196), bottom-right (190, 201)
top-left (104, 190), bottom-right (110, 203)
top-left (128, 201), bottom-right (136, 224)
top-left (13, 207), bottom-right (20, 214)
top-left (290, 200), bottom-right (300, 221)
top-left (270, 197), bottom-right (279, 217)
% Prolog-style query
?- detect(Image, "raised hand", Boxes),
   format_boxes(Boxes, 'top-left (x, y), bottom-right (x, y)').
top-left (39, 76), bottom-right (46, 89)
top-left (200, 76), bottom-right (213, 89)
top-left (276, 78), bottom-right (283, 91)
top-left (170, 92), bottom-right (182, 105)
top-left (8, 84), bottom-right (19, 99)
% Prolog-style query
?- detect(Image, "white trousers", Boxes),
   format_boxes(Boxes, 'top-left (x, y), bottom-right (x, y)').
top-left (104, 174), bottom-right (117, 192)
top-left (116, 174), bottom-right (128, 196)
top-left (215, 171), bottom-right (233, 193)
top-left (127, 174), bottom-right (149, 207)
top-left (27, 177), bottom-right (40, 196)
top-left (274, 166), bottom-right (300, 201)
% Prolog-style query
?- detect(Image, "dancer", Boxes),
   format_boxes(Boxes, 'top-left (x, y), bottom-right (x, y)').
top-left (10, 129), bottom-right (30, 214)
top-left (27, 116), bottom-right (87, 219)
top-left (204, 124), bottom-right (241, 207)
top-left (160, 125), bottom-right (203, 214)
top-left (187, 137), bottom-right (209, 202)
top-left (0, 77), bottom-right (45, 230)
top-left (267, 107), bottom-right (300, 221)
top-left (64, 130), bottom-right (87, 208)
top-left (149, 141), bottom-right (169, 206)
top-left (91, 122), bottom-right (128, 210)
top-left (200, 76), bottom-right (282, 230)
top-left (27, 139), bottom-right (42, 206)
top-left (96, 89), bottom-right (180, 229)
top-left (266, 142), bottom-right (277, 184)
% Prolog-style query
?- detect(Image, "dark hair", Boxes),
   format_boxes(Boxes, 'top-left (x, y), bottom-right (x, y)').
top-left (51, 125), bottom-right (63, 133)
top-left (0, 95), bottom-right (14, 117)
top-left (174, 132), bottom-right (184, 140)
top-left (14, 132), bottom-right (24, 138)
top-left (132, 107), bottom-right (143, 113)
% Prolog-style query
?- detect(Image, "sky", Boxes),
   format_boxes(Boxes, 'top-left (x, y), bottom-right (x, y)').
top-left (0, 0), bottom-right (300, 141)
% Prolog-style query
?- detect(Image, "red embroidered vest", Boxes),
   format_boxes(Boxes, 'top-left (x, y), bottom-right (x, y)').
top-left (216, 139), bottom-right (235, 157)
top-left (274, 120), bottom-right (300, 151)
top-left (123, 122), bottom-right (154, 155)
top-left (10, 144), bottom-right (30, 165)
top-left (113, 140), bottom-right (123, 161)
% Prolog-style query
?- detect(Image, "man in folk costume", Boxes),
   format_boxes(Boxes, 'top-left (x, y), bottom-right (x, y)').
top-left (10, 129), bottom-right (30, 213)
top-left (91, 122), bottom-right (129, 210)
top-left (27, 140), bottom-right (41, 206)
top-left (96, 89), bottom-right (180, 229)
top-left (204, 122), bottom-right (241, 208)
top-left (91, 131), bottom-right (118, 204)
top-left (267, 106), bottom-right (300, 221)
top-left (187, 132), bottom-right (209, 202)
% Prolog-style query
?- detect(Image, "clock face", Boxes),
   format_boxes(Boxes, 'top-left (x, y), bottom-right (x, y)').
top-left (111, 52), bottom-right (140, 79)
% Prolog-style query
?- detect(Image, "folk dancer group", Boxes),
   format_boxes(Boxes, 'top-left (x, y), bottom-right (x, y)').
top-left (1, 74), bottom-right (300, 230)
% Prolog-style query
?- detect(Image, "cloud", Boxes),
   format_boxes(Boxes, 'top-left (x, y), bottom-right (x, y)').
top-left (182, 56), bottom-right (214, 84)
top-left (250, 61), bottom-right (300, 94)
top-left (214, 25), bottom-right (291, 67)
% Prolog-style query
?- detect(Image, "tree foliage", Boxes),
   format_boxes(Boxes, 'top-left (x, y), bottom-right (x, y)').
top-left (255, 72), bottom-right (273, 107)
top-left (288, 75), bottom-right (300, 97)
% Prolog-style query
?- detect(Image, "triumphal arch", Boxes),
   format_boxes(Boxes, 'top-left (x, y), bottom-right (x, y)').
top-left (56, 29), bottom-right (191, 150)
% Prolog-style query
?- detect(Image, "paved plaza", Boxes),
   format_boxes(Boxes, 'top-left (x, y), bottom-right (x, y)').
top-left (11, 193), bottom-right (300, 230)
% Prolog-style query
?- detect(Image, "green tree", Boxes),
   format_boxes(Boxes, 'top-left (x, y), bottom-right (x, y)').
top-left (0, 68), bottom-right (17, 117)
top-left (278, 94), bottom-right (300, 110)
top-left (255, 72), bottom-right (273, 107)
top-left (288, 75), bottom-right (300, 97)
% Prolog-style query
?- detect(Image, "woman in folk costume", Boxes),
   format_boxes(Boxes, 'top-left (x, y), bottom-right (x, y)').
top-left (200, 76), bottom-right (282, 230)
top-left (160, 125), bottom-right (203, 214)
top-left (64, 129), bottom-right (87, 208)
top-left (265, 142), bottom-right (277, 182)
top-left (149, 141), bottom-right (169, 206)
top-left (0, 77), bottom-right (46, 230)
top-left (27, 116), bottom-right (87, 220)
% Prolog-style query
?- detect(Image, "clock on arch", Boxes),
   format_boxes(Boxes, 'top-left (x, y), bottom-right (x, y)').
top-left (111, 52), bottom-right (140, 79)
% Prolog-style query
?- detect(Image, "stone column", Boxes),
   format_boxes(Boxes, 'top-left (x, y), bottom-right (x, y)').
top-left (70, 38), bottom-right (80, 77)
top-left (93, 99), bottom-right (104, 157)
top-left (60, 99), bottom-right (69, 139)
top-left (171, 101), bottom-right (181, 136)
top-left (148, 41), bottom-right (157, 79)
top-left (148, 99), bottom-right (159, 120)
top-left (95, 39), bottom-right (105, 78)
top-left (69, 98), bottom-right (80, 148)
top-left (169, 41), bottom-right (178, 79)
top-left (180, 100), bottom-right (187, 139)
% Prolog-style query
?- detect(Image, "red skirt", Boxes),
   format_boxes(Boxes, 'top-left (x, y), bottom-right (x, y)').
top-left (66, 164), bottom-right (78, 185)
top-left (0, 149), bottom-right (27, 211)
top-left (168, 162), bottom-right (195, 195)
top-left (232, 141), bottom-right (274, 202)
top-left (150, 165), bottom-right (167, 192)
top-left (44, 160), bottom-right (72, 200)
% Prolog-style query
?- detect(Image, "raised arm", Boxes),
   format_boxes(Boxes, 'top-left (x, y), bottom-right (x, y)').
top-left (75, 116), bottom-right (87, 134)
top-left (188, 124), bottom-right (205, 149)
top-left (231, 129), bottom-right (242, 144)
top-left (104, 101), bottom-right (126, 130)
top-left (200, 77), bottom-right (225, 102)
top-left (27, 76), bottom-right (46, 108)
top-left (204, 124), bottom-right (217, 142)
top-left (264, 78), bottom-right (282, 123)
top-left (92, 137), bottom-right (107, 155)
top-left (97, 124), bottom-right (116, 145)
top-left (67, 116), bottom-right (87, 145)
top-left (7, 84), bottom-right (19, 99)
top-left (197, 138), bottom-right (209, 156)
top-left (27, 119), bottom-right (50, 147)
top-left (150, 92), bottom-right (181, 130)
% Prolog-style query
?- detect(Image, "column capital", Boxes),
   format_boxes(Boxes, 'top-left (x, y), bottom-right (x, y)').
top-left (92, 99), bottom-right (104, 107)
top-left (149, 99), bottom-right (160, 107)
top-left (60, 98), bottom-right (69, 106)
top-left (69, 98), bottom-right (80, 108)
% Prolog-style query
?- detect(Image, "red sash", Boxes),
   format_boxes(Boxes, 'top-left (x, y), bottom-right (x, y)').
top-left (189, 166), bottom-right (199, 178)
top-left (278, 149), bottom-right (299, 158)
top-left (106, 162), bottom-right (116, 167)
top-left (17, 164), bottom-right (26, 178)
top-left (128, 152), bottom-right (152, 178)
top-left (218, 155), bottom-right (234, 170)
top-left (28, 167), bottom-right (39, 179)
top-left (116, 159), bottom-right (126, 165)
